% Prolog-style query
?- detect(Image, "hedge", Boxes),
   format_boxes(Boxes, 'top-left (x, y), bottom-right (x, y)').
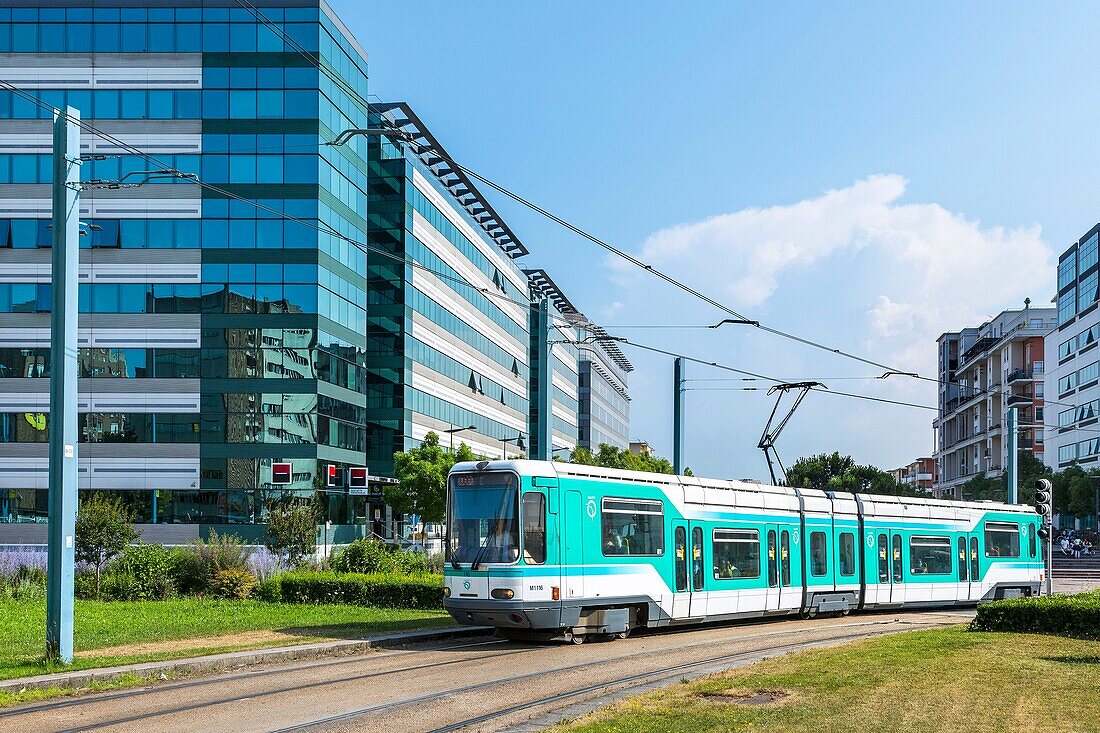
top-left (276, 571), bottom-right (444, 610)
top-left (969, 591), bottom-right (1100, 638)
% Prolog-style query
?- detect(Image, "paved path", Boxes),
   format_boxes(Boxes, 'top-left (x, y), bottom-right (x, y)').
top-left (0, 610), bottom-right (971, 733)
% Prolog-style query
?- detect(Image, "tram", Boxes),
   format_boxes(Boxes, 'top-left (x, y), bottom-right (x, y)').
top-left (442, 460), bottom-right (1042, 642)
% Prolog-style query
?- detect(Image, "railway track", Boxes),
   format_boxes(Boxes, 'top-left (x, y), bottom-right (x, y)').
top-left (2, 611), bottom-right (971, 733)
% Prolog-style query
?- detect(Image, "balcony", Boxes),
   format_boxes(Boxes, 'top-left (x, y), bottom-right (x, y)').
top-left (1006, 368), bottom-right (1036, 383)
top-left (1006, 393), bottom-right (1033, 407)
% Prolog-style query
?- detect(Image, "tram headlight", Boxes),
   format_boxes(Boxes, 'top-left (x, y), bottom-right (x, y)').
top-left (443, 586), bottom-right (451, 597)
top-left (491, 588), bottom-right (515, 600)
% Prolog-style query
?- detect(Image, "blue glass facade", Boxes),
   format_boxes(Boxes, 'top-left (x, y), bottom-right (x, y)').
top-left (0, 0), bottom-right (374, 531)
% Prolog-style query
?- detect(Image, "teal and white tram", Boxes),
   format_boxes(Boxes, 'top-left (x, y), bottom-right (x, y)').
top-left (442, 460), bottom-right (1043, 641)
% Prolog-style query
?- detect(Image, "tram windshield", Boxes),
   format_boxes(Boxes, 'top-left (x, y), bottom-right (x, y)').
top-left (447, 471), bottom-right (520, 565)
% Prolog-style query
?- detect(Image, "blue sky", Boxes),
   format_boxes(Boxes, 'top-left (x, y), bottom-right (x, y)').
top-left (335, 1), bottom-right (1100, 478)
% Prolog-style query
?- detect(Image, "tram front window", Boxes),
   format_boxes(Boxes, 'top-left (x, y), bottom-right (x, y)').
top-left (447, 472), bottom-right (520, 565)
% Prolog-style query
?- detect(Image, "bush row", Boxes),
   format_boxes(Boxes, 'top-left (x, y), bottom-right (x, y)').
top-left (331, 539), bottom-right (434, 576)
top-left (969, 591), bottom-right (1100, 638)
top-left (276, 571), bottom-right (444, 610)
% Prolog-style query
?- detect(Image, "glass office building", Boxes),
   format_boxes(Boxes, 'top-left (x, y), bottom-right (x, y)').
top-left (578, 339), bottom-right (632, 451)
top-left (365, 102), bottom-right (536, 473)
top-left (0, 0), bottom-right (375, 538)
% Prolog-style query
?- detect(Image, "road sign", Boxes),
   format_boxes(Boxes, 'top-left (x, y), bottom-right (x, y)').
top-left (348, 487), bottom-right (371, 496)
top-left (272, 462), bottom-right (292, 485)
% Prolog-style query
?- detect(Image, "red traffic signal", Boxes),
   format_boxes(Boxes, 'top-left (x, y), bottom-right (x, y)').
top-left (348, 467), bottom-right (369, 489)
top-left (271, 462), bottom-right (293, 485)
top-left (326, 464), bottom-right (342, 488)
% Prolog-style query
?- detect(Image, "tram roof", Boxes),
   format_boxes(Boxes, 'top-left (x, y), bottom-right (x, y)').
top-left (450, 460), bottom-right (1036, 516)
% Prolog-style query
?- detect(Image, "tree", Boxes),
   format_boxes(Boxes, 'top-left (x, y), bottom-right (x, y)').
top-left (566, 444), bottom-right (675, 475)
top-left (388, 431), bottom-right (479, 523)
top-left (960, 450), bottom-right (1054, 503)
top-left (785, 452), bottom-right (921, 497)
top-left (75, 494), bottom-right (140, 599)
top-left (265, 503), bottom-right (317, 567)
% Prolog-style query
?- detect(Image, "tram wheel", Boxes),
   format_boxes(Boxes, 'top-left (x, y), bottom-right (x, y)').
top-left (614, 630), bottom-right (630, 640)
top-left (570, 633), bottom-right (586, 645)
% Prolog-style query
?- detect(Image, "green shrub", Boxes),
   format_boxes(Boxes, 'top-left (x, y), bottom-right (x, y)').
top-left (331, 539), bottom-right (428, 576)
top-left (970, 591), bottom-right (1100, 638)
top-left (172, 531), bottom-right (253, 595)
top-left (108, 543), bottom-right (176, 600)
top-left (277, 571), bottom-right (443, 610)
top-left (210, 568), bottom-right (256, 600)
top-left (100, 572), bottom-right (141, 601)
top-left (254, 575), bottom-right (282, 602)
top-left (75, 569), bottom-right (98, 600)
top-left (1, 577), bottom-right (46, 602)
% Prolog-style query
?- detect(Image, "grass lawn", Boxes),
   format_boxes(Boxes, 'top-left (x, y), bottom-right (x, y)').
top-left (560, 627), bottom-right (1100, 733)
top-left (0, 598), bottom-right (452, 683)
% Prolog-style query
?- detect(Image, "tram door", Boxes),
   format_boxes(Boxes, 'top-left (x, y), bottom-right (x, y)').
top-left (889, 533), bottom-right (905, 604)
top-left (968, 534), bottom-right (981, 601)
top-left (688, 523), bottom-right (707, 617)
top-left (765, 524), bottom-right (780, 611)
top-left (671, 520), bottom-right (690, 619)
top-left (562, 491), bottom-right (584, 600)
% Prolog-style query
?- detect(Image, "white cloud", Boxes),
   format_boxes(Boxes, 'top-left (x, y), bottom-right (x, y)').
top-left (620, 174), bottom-right (1055, 376)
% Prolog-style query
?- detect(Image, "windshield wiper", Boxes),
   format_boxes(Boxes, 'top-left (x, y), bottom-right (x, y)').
top-left (469, 522), bottom-right (500, 572)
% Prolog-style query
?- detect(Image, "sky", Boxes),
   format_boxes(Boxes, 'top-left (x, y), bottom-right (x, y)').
top-left (334, 0), bottom-right (1100, 479)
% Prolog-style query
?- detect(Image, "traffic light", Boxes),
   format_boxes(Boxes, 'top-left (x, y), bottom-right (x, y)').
top-left (1035, 478), bottom-right (1052, 539)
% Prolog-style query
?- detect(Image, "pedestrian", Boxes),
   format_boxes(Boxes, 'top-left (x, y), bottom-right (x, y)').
top-left (1061, 536), bottom-right (1071, 557)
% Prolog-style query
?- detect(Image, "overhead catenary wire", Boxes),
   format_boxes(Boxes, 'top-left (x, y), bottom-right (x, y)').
top-left (231, 0), bottom-right (1065, 417)
top-left (5, 82), bottom-right (1036, 418)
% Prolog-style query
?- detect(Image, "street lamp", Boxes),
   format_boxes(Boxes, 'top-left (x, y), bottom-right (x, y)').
top-left (443, 424), bottom-right (476, 453)
top-left (502, 433), bottom-right (526, 460)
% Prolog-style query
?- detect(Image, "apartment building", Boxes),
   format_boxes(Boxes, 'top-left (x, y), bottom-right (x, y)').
top-left (932, 303), bottom-right (1056, 498)
top-left (890, 457), bottom-right (936, 494)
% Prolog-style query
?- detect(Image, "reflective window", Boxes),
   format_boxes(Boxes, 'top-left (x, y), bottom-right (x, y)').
top-left (1059, 287), bottom-right (1077, 324)
top-left (810, 531), bottom-right (828, 576)
top-left (767, 530), bottom-right (778, 588)
top-left (892, 535), bottom-right (903, 582)
top-left (674, 526), bottom-right (687, 592)
top-left (780, 529), bottom-right (791, 586)
top-left (984, 522), bottom-right (1020, 558)
top-left (712, 529), bottom-right (760, 579)
top-left (958, 537), bottom-right (968, 582)
top-left (601, 498), bottom-right (663, 557)
top-left (909, 536), bottom-right (952, 575)
top-left (691, 526), bottom-right (704, 591)
top-left (838, 532), bottom-right (855, 576)
top-left (521, 492), bottom-right (545, 565)
top-left (878, 533), bottom-right (889, 583)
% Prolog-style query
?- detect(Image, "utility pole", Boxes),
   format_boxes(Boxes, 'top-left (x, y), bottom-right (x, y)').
top-left (1006, 406), bottom-right (1018, 504)
top-left (46, 107), bottom-right (80, 664)
top-left (673, 358), bottom-right (683, 474)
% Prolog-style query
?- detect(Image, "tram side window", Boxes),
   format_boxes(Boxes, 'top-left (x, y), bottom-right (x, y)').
top-left (958, 537), bottom-right (968, 582)
top-left (712, 529), bottom-right (760, 579)
top-left (984, 522), bottom-right (1020, 558)
top-left (521, 492), bottom-right (546, 565)
top-left (892, 535), bottom-right (903, 582)
top-left (1029, 523), bottom-right (1037, 558)
top-left (810, 531), bottom-right (828, 576)
top-left (877, 534), bottom-right (889, 583)
top-left (601, 498), bottom-right (664, 556)
top-left (909, 536), bottom-right (952, 575)
top-left (767, 530), bottom-right (778, 588)
top-left (838, 532), bottom-right (855, 577)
